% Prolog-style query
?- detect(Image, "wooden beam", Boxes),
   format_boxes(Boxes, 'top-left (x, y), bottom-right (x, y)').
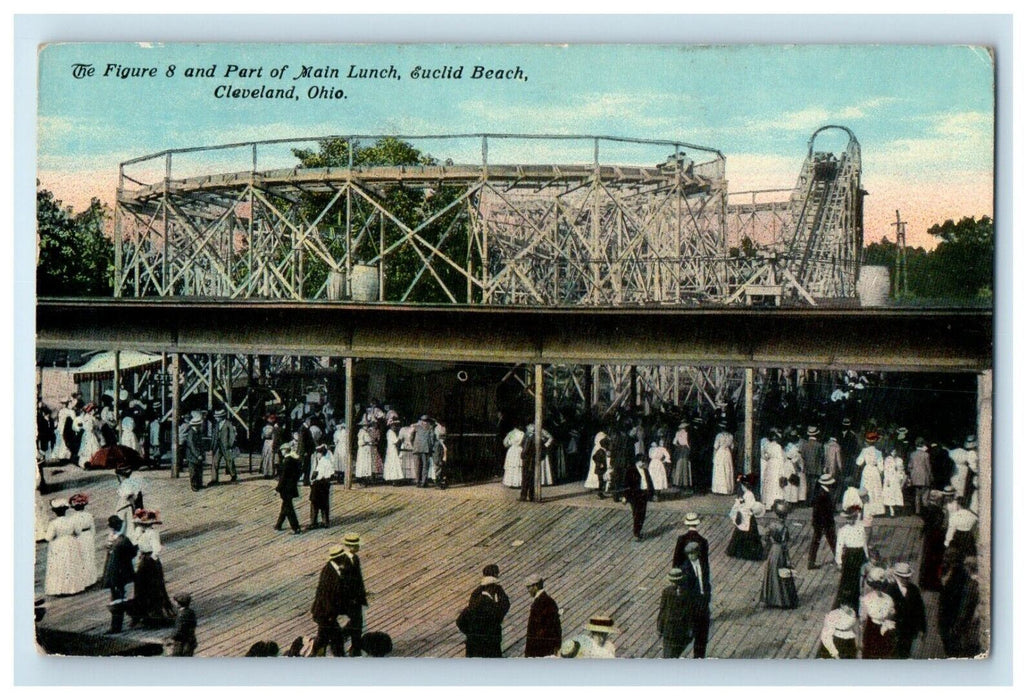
top-left (534, 363), bottom-right (544, 503)
top-left (744, 367), bottom-right (754, 474)
top-left (171, 352), bottom-right (181, 478)
top-left (344, 357), bottom-right (355, 490)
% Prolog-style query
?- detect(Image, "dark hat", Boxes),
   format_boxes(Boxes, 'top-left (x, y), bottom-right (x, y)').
top-left (174, 592), bottom-right (192, 606)
top-left (107, 515), bottom-right (123, 530)
top-left (915, 437), bottom-right (926, 447)
top-left (635, 455), bottom-right (647, 466)
top-left (482, 564), bottom-right (500, 578)
top-left (361, 631), bottom-right (393, 657)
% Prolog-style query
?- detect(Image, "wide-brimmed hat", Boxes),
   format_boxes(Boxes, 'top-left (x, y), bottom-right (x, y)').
top-left (964, 435), bottom-right (977, 449)
top-left (667, 568), bottom-right (685, 582)
top-left (891, 562), bottom-right (913, 579)
top-left (214, 408), bottom-right (226, 418)
top-left (49, 498), bottom-right (69, 510)
top-left (683, 512), bottom-right (701, 527)
top-left (524, 574), bottom-right (544, 588)
top-left (586, 615), bottom-right (618, 634)
top-left (841, 417), bottom-right (851, 426)
top-left (807, 425), bottom-right (819, 437)
top-left (133, 509), bottom-right (162, 525)
top-left (189, 411), bottom-right (203, 426)
top-left (328, 544), bottom-right (346, 560)
top-left (559, 640), bottom-right (581, 658)
top-left (864, 431), bottom-right (879, 444)
top-left (68, 493), bottom-right (89, 507)
top-left (174, 592), bottom-right (192, 606)
top-left (83, 403), bottom-right (96, 414)
top-left (343, 532), bottom-right (362, 547)
top-left (833, 607), bottom-right (857, 631)
top-left (818, 474), bottom-right (836, 486)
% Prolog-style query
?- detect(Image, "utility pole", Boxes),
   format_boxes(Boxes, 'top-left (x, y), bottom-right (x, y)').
top-left (892, 210), bottom-right (908, 299)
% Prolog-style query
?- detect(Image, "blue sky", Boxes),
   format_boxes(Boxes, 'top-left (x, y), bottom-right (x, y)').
top-left (37, 43), bottom-right (994, 246)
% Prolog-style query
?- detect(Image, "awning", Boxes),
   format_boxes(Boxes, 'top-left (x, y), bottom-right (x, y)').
top-left (72, 350), bottom-right (162, 383)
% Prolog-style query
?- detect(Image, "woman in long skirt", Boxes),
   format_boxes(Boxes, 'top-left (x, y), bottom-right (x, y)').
top-left (399, 424), bottom-right (418, 482)
top-left (834, 508), bottom-right (870, 612)
top-left (119, 415), bottom-right (139, 452)
top-left (648, 441), bottom-right (671, 492)
top-left (859, 568), bottom-right (898, 659)
top-left (76, 405), bottom-right (103, 469)
top-left (761, 504), bottom-right (798, 608)
top-left (783, 439), bottom-right (806, 504)
top-left (857, 431), bottom-right (886, 516)
top-left (44, 498), bottom-right (83, 596)
top-left (331, 422), bottom-right (349, 481)
top-left (726, 486), bottom-right (765, 561)
top-left (127, 547), bottom-right (175, 629)
top-left (711, 426), bottom-right (735, 495)
top-left (383, 420), bottom-right (405, 483)
top-left (69, 493), bottom-right (97, 591)
top-left (817, 605), bottom-right (859, 659)
top-left (882, 449), bottom-right (906, 517)
top-left (918, 491), bottom-right (949, 591)
top-left (354, 420), bottom-right (377, 480)
top-left (51, 399), bottom-right (75, 462)
top-left (671, 422), bottom-right (692, 490)
top-left (584, 431), bottom-right (609, 491)
top-left (502, 426), bottom-right (525, 488)
top-left (260, 416), bottom-right (278, 478)
top-left (760, 430), bottom-right (785, 508)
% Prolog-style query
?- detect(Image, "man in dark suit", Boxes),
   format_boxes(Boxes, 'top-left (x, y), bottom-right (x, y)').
top-left (311, 545), bottom-right (350, 657)
top-left (102, 515), bottom-right (137, 634)
top-left (887, 562), bottom-right (927, 658)
top-left (520, 424), bottom-right (537, 502)
top-left (523, 574), bottom-right (561, 657)
top-left (296, 421), bottom-right (315, 487)
top-left (838, 418), bottom-right (860, 488)
top-left (808, 474), bottom-right (838, 569)
top-left (657, 568), bottom-right (694, 658)
top-left (608, 419), bottom-right (634, 502)
top-left (672, 511), bottom-right (710, 585)
top-left (458, 564), bottom-right (510, 657)
top-left (412, 415), bottom-right (435, 487)
top-left (801, 426), bottom-right (824, 504)
top-left (678, 541), bottom-right (711, 658)
top-left (337, 533), bottom-right (368, 656)
top-left (273, 442), bottom-right (302, 534)
top-left (623, 455), bottom-right (655, 540)
top-left (184, 413), bottom-right (206, 492)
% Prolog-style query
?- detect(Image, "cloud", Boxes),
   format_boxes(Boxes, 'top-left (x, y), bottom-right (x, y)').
top-left (740, 98), bottom-right (901, 134)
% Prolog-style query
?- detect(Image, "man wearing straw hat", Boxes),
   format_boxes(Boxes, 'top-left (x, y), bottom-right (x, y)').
top-left (273, 442), bottom-right (303, 535)
top-left (184, 411), bottom-right (206, 492)
top-left (523, 574), bottom-right (561, 657)
top-left (887, 562), bottom-right (926, 658)
top-left (208, 407), bottom-right (237, 486)
top-left (801, 426), bottom-right (824, 505)
top-left (680, 541), bottom-right (711, 658)
top-left (672, 512), bottom-right (709, 580)
top-left (657, 568), bottom-right (693, 658)
top-left (807, 473), bottom-right (838, 570)
top-left (311, 535), bottom-right (367, 657)
top-left (577, 615), bottom-right (618, 658)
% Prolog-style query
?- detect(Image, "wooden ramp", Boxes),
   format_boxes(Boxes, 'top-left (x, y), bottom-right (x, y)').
top-left (34, 466), bottom-right (944, 658)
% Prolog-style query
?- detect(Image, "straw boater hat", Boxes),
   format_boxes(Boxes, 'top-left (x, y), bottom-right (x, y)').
top-left (667, 568), bottom-right (685, 583)
top-left (683, 512), bottom-right (701, 527)
top-left (586, 615), bottom-right (618, 634)
top-left (818, 474), bottom-right (836, 487)
top-left (841, 417), bottom-right (851, 426)
top-left (807, 425), bottom-right (819, 437)
top-left (896, 427), bottom-right (909, 439)
top-left (559, 639), bottom-right (581, 658)
top-left (891, 562), bottom-right (913, 579)
top-left (343, 532), bottom-right (362, 548)
top-left (864, 431), bottom-right (879, 444)
top-left (189, 411), bottom-right (203, 426)
top-left (524, 574), bottom-right (544, 588)
top-left (214, 408), bottom-right (226, 419)
top-left (327, 544), bottom-right (347, 560)
top-left (964, 435), bottom-right (977, 449)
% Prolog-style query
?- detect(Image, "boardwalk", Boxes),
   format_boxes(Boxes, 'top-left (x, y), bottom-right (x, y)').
top-left (34, 465), bottom-right (946, 658)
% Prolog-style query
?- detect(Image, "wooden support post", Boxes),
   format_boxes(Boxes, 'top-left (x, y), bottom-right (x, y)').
top-left (171, 353), bottom-right (181, 478)
top-left (744, 367), bottom-right (754, 474)
top-left (534, 363), bottom-right (544, 503)
top-left (976, 368), bottom-right (992, 654)
top-left (160, 352), bottom-right (167, 418)
top-left (207, 355), bottom-right (214, 411)
top-left (113, 350), bottom-right (121, 425)
top-left (582, 364), bottom-right (593, 414)
top-left (630, 365), bottom-right (639, 411)
top-left (247, 354), bottom-right (255, 473)
top-left (344, 357), bottom-right (355, 489)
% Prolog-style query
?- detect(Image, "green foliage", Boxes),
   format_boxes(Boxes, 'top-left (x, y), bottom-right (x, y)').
top-left (862, 215), bottom-right (993, 302)
top-left (36, 188), bottom-right (114, 297)
top-left (290, 137), bottom-right (474, 302)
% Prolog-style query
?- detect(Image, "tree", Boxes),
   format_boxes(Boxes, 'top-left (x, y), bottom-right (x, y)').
top-left (36, 188), bottom-right (114, 297)
top-left (924, 216), bottom-right (993, 300)
top-left (290, 137), bottom-right (474, 302)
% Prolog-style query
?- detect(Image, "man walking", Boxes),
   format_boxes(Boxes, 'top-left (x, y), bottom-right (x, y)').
top-left (887, 562), bottom-right (926, 658)
top-left (657, 568), bottom-right (694, 658)
top-left (310, 534), bottom-right (367, 657)
top-left (412, 415), bottom-right (435, 487)
top-left (457, 564), bottom-right (510, 657)
top-left (274, 442), bottom-right (302, 535)
top-left (679, 541), bottom-right (711, 658)
top-left (801, 426), bottom-right (823, 504)
top-left (523, 574), bottom-right (561, 657)
top-left (184, 412), bottom-right (206, 492)
top-left (623, 455), bottom-right (655, 541)
top-left (808, 474), bottom-right (838, 569)
top-left (672, 512), bottom-right (710, 583)
top-left (209, 408), bottom-right (238, 486)
top-left (101, 514), bottom-right (137, 634)
top-left (308, 443), bottom-right (335, 530)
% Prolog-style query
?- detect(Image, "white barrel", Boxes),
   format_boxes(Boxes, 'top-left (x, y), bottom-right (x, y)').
top-left (857, 265), bottom-right (890, 307)
top-left (351, 264), bottom-right (380, 301)
top-left (326, 270), bottom-right (347, 301)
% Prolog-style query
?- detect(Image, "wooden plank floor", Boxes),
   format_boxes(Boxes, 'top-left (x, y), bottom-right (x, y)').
top-left (34, 464), bottom-right (948, 658)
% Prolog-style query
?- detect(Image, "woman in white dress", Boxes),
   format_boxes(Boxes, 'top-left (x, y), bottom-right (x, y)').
top-left (76, 404), bottom-right (103, 469)
top-left (382, 420), bottom-right (405, 482)
top-left (260, 415), bottom-right (277, 478)
top-left (354, 419), bottom-right (377, 480)
top-left (119, 415), bottom-right (139, 452)
top-left (648, 441), bottom-right (671, 491)
top-left (585, 431), bottom-right (609, 490)
top-left (44, 498), bottom-right (83, 596)
top-left (399, 424), bottom-right (418, 482)
top-left (51, 399), bottom-right (75, 462)
top-left (857, 431), bottom-right (885, 517)
top-left (760, 430), bottom-right (785, 508)
top-left (68, 493), bottom-right (97, 590)
top-left (783, 439), bottom-right (805, 504)
top-left (711, 425), bottom-right (735, 495)
top-left (526, 424), bottom-right (555, 486)
top-left (502, 425), bottom-right (525, 488)
top-left (332, 422), bottom-right (350, 481)
top-left (881, 448), bottom-right (906, 517)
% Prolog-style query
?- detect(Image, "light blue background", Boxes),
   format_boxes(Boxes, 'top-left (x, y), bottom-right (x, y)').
top-left (13, 13), bottom-right (1013, 686)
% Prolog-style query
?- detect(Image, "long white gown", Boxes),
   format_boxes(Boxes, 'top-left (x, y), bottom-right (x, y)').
top-left (333, 424), bottom-right (350, 476)
top-left (502, 428), bottom-right (525, 487)
top-left (119, 416), bottom-right (139, 451)
top-left (783, 441), bottom-right (806, 503)
top-left (72, 509), bottom-right (97, 589)
top-left (857, 445), bottom-right (885, 516)
top-left (760, 439), bottom-right (785, 508)
top-left (76, 414), bottom-right (102, 468)
top-left (354, 426), bottom-right (377, 478)
top-left (648, 445), bottom-right (671, 491)
top-left (383, 427), bottom-right (405, 481)
top-left (711, 431), bottom-right (735, 495)
top-left (44, 513), bottom-right (83, 595)
top-left (585, 432), bottom-right (609, 490)
top-left (882, 454), bottom-right (905, 508)
top-left (51, 407), bottom-right (75, 461)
